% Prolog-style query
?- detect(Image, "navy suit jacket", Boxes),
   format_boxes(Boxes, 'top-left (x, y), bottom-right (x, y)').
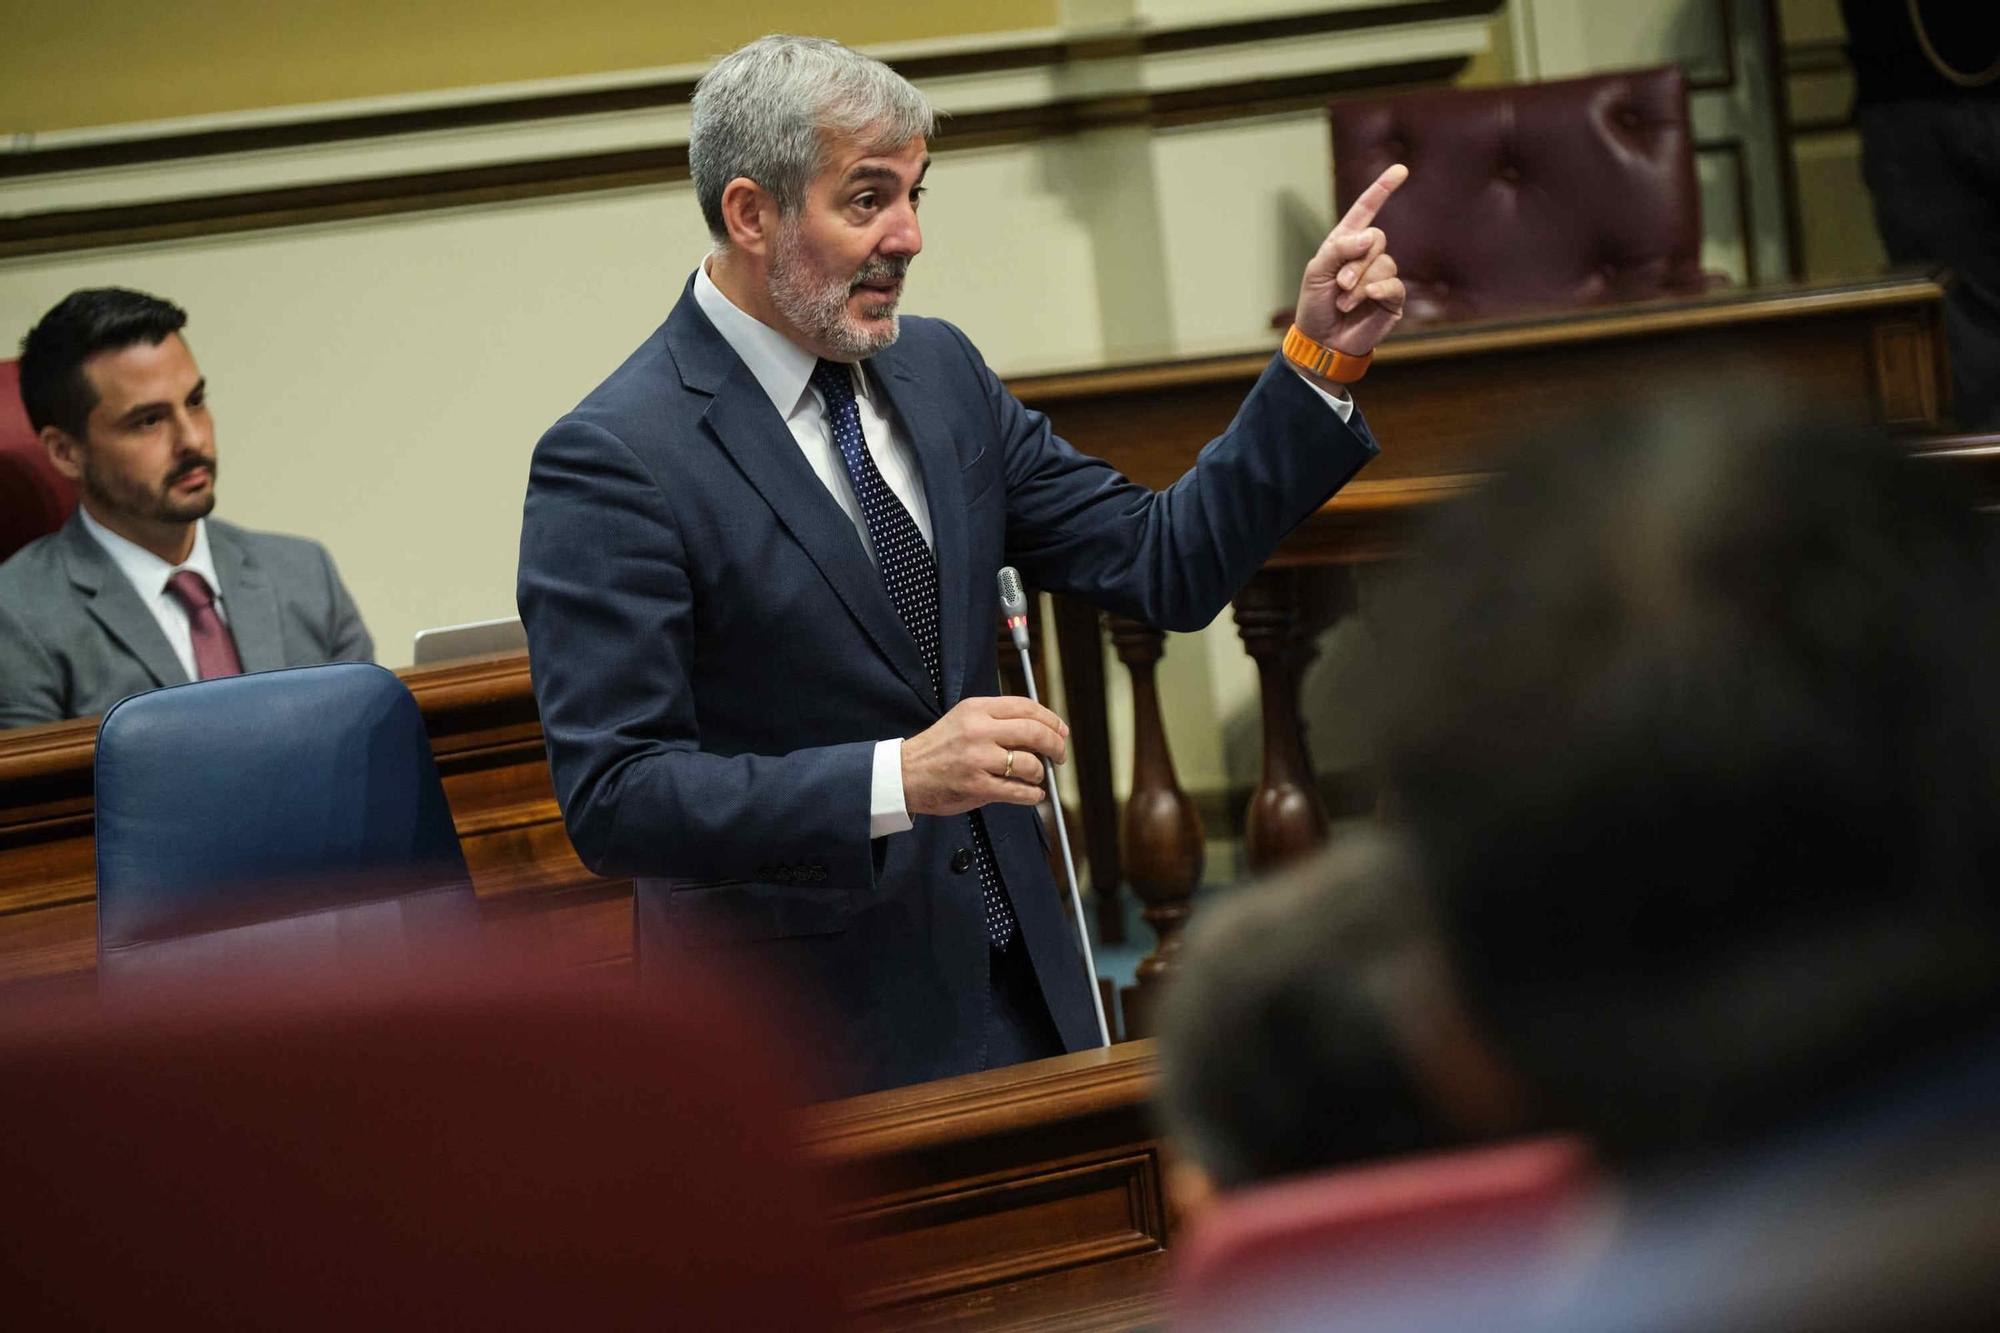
top-left (518, 280), bottom-right (1377, 1094)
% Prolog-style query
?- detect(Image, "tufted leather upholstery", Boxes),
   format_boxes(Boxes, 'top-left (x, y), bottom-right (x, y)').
top-left (1329, 66), bottom-right (1707, 324)
top-left (94, 661), bottom-right (473, 979)
top-left (0, 359), bottom-right (76, 565)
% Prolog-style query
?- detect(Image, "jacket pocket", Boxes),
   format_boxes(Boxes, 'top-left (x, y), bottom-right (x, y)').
top-left (664, 878), bottom-right (852, 943)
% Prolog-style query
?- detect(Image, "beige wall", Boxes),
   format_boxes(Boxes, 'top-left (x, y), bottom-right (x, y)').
top-left (1, 0), bottom-right (1057, 133)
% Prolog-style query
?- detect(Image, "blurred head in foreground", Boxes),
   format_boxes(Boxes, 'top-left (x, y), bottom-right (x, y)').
top-left (1374, 391), bottom-right (2000, 1163)
top-left (1157, 830), bottom-right (1521, 1214)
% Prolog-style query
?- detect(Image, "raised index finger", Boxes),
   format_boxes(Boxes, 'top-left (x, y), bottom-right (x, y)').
top-left (1337, 162), bottom-right (1409, 234)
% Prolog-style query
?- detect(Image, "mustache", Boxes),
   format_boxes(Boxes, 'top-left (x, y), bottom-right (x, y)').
top-left (850, 256), bottom-right (909, 289)
top-left (166, 456), bottom-right (217, 485)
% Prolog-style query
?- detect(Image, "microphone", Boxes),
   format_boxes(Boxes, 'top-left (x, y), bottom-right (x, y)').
top-left (997, 566), bottom-right (1031, 652)
top-left (995, 567), bottom-right (1111, 1048)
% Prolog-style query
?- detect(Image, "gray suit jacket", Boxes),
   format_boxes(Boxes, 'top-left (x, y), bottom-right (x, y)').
top-left (0, 512), bottom-right (373, 728)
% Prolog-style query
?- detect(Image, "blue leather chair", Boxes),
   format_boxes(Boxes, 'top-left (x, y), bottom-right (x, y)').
top-left (94, 662), bottom-right (475, 982)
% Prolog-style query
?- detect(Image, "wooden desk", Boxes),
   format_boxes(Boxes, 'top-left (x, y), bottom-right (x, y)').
top-left (811, 1038), bottom-right (1167, 1329)
top-left (0, 651), bottom-right (616, 987)
top-left (1017, 274), bottom-right (1952, 551)
top-left (1009, 275), bottom-right (1960, 1026)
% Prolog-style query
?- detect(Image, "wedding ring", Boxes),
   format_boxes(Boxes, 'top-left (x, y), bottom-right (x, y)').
top-left (1003, 750), bottom-right (1016, 780)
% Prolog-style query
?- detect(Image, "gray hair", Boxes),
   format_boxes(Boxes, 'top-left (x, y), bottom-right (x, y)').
top-left (689, 34), bottom-right (935, 245)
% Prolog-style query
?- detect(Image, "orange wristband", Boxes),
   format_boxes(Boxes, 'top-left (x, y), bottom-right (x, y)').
top-left (1282, 324), bottom-right (1371, 384)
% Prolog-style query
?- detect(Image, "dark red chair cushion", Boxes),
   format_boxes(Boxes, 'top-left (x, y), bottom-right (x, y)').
top-left (1174, 1135), bottom-right (1597, 1325)
top-left (1330, 66), bottom-right (1707, 324)
top-left (0, 956), bottom-right (852, 1329)
top-left (0, 359), bottom-right (76, 563)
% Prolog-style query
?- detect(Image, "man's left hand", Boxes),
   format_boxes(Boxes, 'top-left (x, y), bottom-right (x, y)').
top-left (1294, 163), bottom-right (1409, 357)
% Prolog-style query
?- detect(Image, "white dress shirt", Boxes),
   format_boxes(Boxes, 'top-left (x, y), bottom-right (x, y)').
top-left (76, 507), bottom-right (227, 682)
top-left (691, 260), bottom-right (1355, 839)
top-left (695, 262), bottom-right (928, 837)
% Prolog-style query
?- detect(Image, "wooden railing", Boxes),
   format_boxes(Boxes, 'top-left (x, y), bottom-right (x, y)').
top-left (1019, 275), bottom-right (1960, 1033)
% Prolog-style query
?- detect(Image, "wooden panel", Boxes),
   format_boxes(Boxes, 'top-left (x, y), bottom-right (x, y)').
top-left (807, 1040), bottom-right (1168, 1329)
top-left (844, 1151), bottom-right (1164, 1306)
top-left (1010, 276), bottom-right (1955, 558)
top-left (1016, 276), bottom-right (1950, 485)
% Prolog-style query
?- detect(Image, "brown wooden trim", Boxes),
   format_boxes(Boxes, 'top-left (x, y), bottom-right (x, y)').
top-left (803, 1039), bottom-right (1168, 1325)
top-left (1012, 276), bottom-right (1947, 405)
top-left (0, 57), bottom-right (1470, 262)
top-left (805, 1040), bottom-right (1158, 1161)
top-left (2, 1), bottom-right (1501, 181)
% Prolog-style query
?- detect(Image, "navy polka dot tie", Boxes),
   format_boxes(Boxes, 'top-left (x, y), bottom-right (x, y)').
top-left (812, 358), bottom-right (1017, 950)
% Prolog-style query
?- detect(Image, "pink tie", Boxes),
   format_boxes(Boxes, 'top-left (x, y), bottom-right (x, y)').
top-left (164, 570), bottom-right (244, 681)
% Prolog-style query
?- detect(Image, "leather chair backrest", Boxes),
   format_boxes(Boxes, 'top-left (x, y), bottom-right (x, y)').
top-left (0, 962), bottom-right (846, 1328)
top-left (94, 661), bottom-right (473, 977)
top-left (0, 359), bottom-right (76, 564)
top-left (1174, 1135), bottom-right (1597, 1324)
top-left (1330, 65), bottom-right (1706, 324)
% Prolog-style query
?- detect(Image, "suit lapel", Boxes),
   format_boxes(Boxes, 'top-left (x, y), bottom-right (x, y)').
top-left (55, 516), bottom-right (187, 690)
top-left (870, 354), bottom-right (973, 710)
top-left (670, 295), bottom-right (939, 715)
top-left (209, 523), bottom-right (287, 672)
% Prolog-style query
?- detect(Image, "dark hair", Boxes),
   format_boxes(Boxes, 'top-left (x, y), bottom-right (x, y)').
top-left (1156, 832), bottom-right (1458, 1189)
top-left (17, 288), bottom-right (189, 437)
top-left (1373, 391), bottom-right (2000, 1161)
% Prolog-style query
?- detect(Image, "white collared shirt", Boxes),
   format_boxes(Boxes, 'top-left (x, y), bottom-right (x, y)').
top-left (693, 262), bottom-right (935, 553)
top-left (76, 507), bottom-right (227, 682)
top-left (695, 261), bottom-right (929, 837)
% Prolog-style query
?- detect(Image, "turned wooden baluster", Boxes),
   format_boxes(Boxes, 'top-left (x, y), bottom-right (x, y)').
top-left (1108, 615), bottom-right (1204, 1039)
top-left (1051, 595), bottom-right (1125, 945)
top-left (1234, 567), bottom-right (1336, 876)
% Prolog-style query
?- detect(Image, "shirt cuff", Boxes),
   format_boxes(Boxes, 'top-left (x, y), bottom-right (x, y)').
top-left (870, 738), bottom-right (914, 838)
top-left (1289, 364), bottom-right (1356, 422)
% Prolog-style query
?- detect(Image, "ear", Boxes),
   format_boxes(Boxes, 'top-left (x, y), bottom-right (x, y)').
top-left (720, 176), bottom-right (779, 257)
top-left (41, 426), bottom-right (84, 483)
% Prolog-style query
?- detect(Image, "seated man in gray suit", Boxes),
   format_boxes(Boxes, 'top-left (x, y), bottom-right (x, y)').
top-left (0, 288), bottom-right (372, 728)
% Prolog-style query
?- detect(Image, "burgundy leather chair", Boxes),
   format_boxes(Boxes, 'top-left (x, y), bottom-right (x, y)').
top-left (0, 359), bottom-right (76, 563)
top-left (1173, 1135), bottom-right (1597, 1326)
top-left (1328, 65), bottom-right (1708, 324)
top-left (0, 955), bottom-right (851, 1329)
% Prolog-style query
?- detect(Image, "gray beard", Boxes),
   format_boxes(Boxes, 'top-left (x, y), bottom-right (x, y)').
top-left (769, 224), bottom-right (907, 361)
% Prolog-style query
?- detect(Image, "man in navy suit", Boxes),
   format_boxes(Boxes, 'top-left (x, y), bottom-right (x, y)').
top-left (518, 35), bottom-right (1405, 1095)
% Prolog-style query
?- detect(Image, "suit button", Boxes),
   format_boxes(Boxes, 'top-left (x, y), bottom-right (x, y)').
top-left (950, 848), bottom-right (971, 874)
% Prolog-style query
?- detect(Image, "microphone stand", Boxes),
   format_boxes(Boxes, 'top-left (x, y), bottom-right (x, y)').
top-left (999, 572), bottom-right (1112, 1048)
